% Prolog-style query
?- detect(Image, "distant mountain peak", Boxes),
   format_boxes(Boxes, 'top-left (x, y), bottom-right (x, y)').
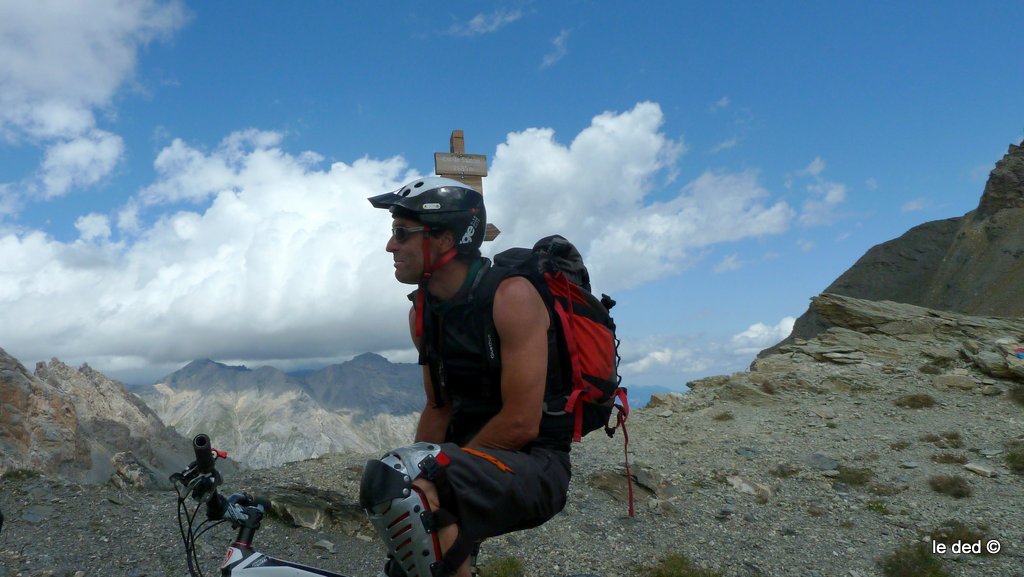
top-left (351, 352), bottom-right (389, 365)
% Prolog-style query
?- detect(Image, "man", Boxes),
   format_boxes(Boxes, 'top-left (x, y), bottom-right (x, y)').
top-left (360, 177), bottom-right (574, 577)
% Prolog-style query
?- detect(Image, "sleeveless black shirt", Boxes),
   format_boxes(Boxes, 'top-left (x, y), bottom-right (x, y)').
top-left (417, 259), bottom-right (573, 452)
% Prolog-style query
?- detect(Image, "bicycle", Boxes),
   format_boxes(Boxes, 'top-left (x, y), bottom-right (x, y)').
top-left (173, 433), bottom-right (600, 577)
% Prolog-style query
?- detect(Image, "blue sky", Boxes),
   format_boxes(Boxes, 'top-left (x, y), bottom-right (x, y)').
top-left (1, 0), bottom-right (1022, 389)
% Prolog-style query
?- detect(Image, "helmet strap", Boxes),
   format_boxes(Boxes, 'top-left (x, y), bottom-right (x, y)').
top-left (414, 227), bottom-right (458, 338)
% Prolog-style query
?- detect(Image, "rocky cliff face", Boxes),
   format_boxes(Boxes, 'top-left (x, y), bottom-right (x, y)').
top-left (137, 356), bottom-right (419, 468)
top-left (0, 348), bottom-right (187, 485)
top-left (776, 141), bottom-right (1024, 349)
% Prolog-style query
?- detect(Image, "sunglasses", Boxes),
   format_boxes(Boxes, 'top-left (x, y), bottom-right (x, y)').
top-left (390, 226), bottom-right (428, 243)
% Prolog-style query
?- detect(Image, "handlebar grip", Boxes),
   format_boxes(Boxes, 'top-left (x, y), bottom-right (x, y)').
top-left (192, 434), bottom-right (216, 474)
top-left (249, 495), bottom-right (273, 509)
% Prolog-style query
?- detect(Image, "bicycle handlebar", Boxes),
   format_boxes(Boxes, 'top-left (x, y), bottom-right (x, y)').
top-left (192, 434), bottom-right (216, 474)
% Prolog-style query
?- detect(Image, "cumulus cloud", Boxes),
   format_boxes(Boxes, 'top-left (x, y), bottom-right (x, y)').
top-left (618, 321), bottom-right (796, 389)
top-left (38, 129), bottom-right (125, 198)
top-left (487, 102), bottom-right (793, 292)
top-left (0, 0), bottom-right (188, 205)
top-left (731, 316), bottom-right (796, 356)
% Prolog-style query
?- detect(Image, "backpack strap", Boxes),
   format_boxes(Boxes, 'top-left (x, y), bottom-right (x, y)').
top-left (415, 260), bottom-right (495, 410)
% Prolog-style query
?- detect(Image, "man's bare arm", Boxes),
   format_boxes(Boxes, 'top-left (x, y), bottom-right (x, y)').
top-left (467, 276), bottom-right (549, 450)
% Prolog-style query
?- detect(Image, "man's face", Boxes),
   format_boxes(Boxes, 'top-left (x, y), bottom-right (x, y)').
top-left (386, 216), bottom-right (427, 284)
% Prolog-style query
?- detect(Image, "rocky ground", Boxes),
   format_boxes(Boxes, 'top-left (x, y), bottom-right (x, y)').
top-left (2, 294), bottom-right (1023, 577)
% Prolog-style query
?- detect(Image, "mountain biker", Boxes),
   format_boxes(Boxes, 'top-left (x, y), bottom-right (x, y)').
top-left (362, 177), bottom-right (574, 577)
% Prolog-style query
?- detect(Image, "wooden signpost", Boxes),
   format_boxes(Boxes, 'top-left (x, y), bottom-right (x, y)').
top-left (435, 130), bottom-right (500, 241)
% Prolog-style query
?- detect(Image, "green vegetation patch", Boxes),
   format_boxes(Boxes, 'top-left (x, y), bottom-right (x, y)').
top-left (878, 542), bottom-right (950, 577)
top-left (1005, 439), bottom-right (1024, 474)
top-left (894, 394), bottom-right (936, 409)
top-left (931, 452), bottom-right (968, 465)
top-left (1, 468), bottom-right (41, 481)
top-left (835, 465), bottom-right (875, 486)
top-left (920, 431), bottom-right (963, 449)
top-left (478, 557), bottom-right (524, 577)
top-left (928, 475), bottom-right (972, 499)
top-left (633, 553), bottom-right (723, 577)
top-left (866, 499), bottom-right (892, 515)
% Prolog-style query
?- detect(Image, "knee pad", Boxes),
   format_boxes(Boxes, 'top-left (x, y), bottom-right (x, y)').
top-left (360, 443), bottom-right (454, 577)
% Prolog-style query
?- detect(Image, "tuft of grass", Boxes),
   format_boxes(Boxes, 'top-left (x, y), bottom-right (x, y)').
top-left (894, 394), bottom-right (936, 409)
top-left (930, 519), bottom-right (990, 553)
top-left (712, 411), bottom-right (734, 421)
top-left (1006, 440), bottom-right (1024, 474)
top-left (931, 453), bottom-right (968, 465)
top-left (866, 499), bottom-right (892, 515)
top-left (1009, 384), bottom-right (1024, 407)
top-left (928, 475), bottom-right (972, 499)
top-left (478, 557), bottom-right (524, 577)
top-left (835, 466), bottom-right (875, 487)
top-left (1, 468), bottom-right (41, 481)
top-left (634, 553), bottom-right (723, 577)
top-left (878, 542), bottom-right (950, 577)
top-left (868, 483), bottom-right (907, 496)
top-left (769, 463), bottom-right (800, 478)
top-left (920, 431), bottom-right (963, 449)
top-left (826, 421), bottom-right (839, 429)
top-left (760, 381), bottom-right (777, 395)
top-left (806, 504), bottom-right (827, 517)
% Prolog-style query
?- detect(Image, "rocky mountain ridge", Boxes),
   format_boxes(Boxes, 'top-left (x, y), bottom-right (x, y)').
top-left (134, 353), bottom-right (422, 469)
top-left (776, 141), bottom-right (1024, 351)
top-left (0, 350), bottom-right (188, 486)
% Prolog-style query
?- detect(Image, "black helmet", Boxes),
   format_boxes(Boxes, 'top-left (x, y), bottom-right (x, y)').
top-left (368, 176), bottom-right (486, 255)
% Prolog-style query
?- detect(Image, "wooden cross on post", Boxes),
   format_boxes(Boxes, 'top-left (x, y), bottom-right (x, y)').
top-left (434, 130), bottom-right (500, 241)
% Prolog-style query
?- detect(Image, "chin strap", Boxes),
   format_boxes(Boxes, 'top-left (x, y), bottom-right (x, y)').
top-left (415, 227), bottom-right (458, 338)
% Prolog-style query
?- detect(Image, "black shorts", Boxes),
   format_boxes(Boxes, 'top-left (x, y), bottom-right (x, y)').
top-left (437, 443), bottom-right (571, 542)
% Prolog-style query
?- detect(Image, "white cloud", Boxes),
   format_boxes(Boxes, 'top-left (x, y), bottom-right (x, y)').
top-left (618, 324), bottom-right (794, 388)
top-left (75, 213), bottom-right (112, 241)
top-left (901, 198), bottom-right (927, 212)
top-left (800, 157), bottom-right (826, 177)
top-left (791, 157), bottom-right (848, 226)
top-left (541, 29), bottom-right (571, 68)
top-left (731, 317), bottom-right (795, 353)
top-left (0, 0), bottom-right (188, 206)
top-left (1, 134), bottom-right (417, 376)
top-left (487, 102), bottom-right (793, 292)
top-left (713, 254), bottom-right (742, 273)
top-left (449, 8), bottom-right (522, 36)
top-left (710, 137), bottom-right (738, 154)
top-left (710, 96), bottom-right (731, 111)
top-left (38, 129), bottom-right (125, 198)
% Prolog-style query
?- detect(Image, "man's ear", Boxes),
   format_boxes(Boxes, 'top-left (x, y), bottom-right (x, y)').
top-left (435, 229), bottom-right (457, 252)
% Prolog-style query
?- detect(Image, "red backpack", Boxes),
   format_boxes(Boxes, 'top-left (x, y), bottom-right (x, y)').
top-left (487, 235), bottom-right (634, 515)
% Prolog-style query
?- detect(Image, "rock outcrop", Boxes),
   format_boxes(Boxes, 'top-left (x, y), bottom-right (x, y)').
top-left (775, 141), bottom-right (1024, 350)
top-left (0, 348), bottom-right (187, 485)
